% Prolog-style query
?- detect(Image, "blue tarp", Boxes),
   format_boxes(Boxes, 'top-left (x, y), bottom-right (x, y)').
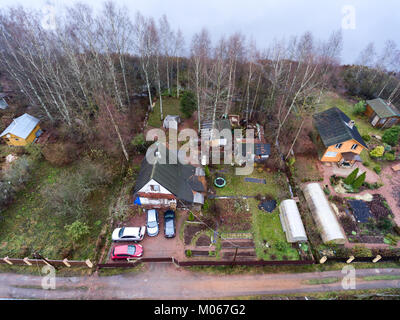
top-left (134, 196), bottom-right (141, 205)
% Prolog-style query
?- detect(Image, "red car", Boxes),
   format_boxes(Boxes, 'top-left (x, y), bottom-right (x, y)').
top-left (111, 244), bottom-right (143, 260)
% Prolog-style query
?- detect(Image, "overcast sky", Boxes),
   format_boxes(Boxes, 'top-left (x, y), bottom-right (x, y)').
top-left (0, 0), bottom-right (399, 64)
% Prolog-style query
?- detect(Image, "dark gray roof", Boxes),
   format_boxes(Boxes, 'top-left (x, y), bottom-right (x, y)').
top-left (133, 146), bottom-right (205, 203)
top-left (313, 107), bottom-right (368, 149)
top-left (240, 143), bottom-right (271, 157)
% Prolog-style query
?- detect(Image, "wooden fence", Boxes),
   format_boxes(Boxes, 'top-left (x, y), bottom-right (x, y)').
top-left (97, 257), bottom-right (315, 268)
top-left (0, 257), bottom-right (93, 268)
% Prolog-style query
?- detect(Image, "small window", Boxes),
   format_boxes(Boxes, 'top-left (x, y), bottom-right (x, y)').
top-left (150, 185), bottom-right (160, 192)
top-left (351, 144), bottom-right (358, 150)
top-left (335, 143), bottom-right (342, 149)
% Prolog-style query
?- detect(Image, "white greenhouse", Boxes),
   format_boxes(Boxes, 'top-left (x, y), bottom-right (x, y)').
top-left (279, 199), bottom-right (308, 243)
top-left (303, 183), bottom-right (346, 244)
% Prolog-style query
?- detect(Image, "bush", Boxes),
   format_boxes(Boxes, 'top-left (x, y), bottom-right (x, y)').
top-left (352, 100), bottom-right (366, 116)
top-left (25, 144), bottom-right (42, 161)
top-left (42, 142), bottom-right (79, 166)
top-left (180, 91), bottom-right (197, 118)
top-left (369, 146), bottom-right (385, 158)
top-left (185, 249), bottom-right (192, 258)
top-left (373, 165), bottom-right (381, 174)
top-left (382, 126), bottom-right (400, 146)
top-left (3, 156), bottom-right (34, 190)
top-left (204, 165), bottom-right (210, 178)
top-left (384, 152), bottom-right (396, 161)
top-left (352, 172), bottom-right (366, 190)
top-left (362, 134), bottom-right (371, 142)
top-left (363, 161), bottom-right (370, 167)
top-left (41, 161), bottom-right (111, 219)
top-left (344, 168), bottom-right (359, 185)
top-left (65, 220), bottom-right (90, 243)
top-left (188, 211), bottom-right (195, 221)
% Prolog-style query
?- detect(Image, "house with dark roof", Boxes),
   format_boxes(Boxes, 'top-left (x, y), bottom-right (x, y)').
top-left (313, 107), bottom-right (368, 166)
top-left (133, 145), bottom-right (206, 209)
top-left (365, 98), bottom-right (400, 128)
top-left (0, 113), bottom-right (42, 146)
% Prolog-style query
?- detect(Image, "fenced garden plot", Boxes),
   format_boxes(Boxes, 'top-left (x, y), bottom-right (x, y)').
top-left (249, 199), bottom-right (300, 261)
top-left (338, 194), bottom-right (399, 245)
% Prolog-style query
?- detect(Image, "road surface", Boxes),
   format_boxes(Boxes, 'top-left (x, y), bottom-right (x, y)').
top-left (0, 263), bottom-right (399, 299)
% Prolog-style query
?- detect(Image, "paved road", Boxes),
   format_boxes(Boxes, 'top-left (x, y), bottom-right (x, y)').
top-left (1, 264), bottom-right (400, 299)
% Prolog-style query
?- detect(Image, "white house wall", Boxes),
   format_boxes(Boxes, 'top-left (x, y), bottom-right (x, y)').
top-left (138, 179), bottom-right (173, 195)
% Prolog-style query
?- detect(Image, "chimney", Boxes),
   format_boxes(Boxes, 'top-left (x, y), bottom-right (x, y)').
top-left (348, 120), bottom-right (355, 129)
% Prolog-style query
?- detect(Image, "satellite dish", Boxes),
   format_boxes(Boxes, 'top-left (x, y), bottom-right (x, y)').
top-left (6, 134), bottom-right (11, 138)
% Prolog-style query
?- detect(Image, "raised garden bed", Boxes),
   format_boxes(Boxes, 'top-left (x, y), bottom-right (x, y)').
top-left (184, 224), bottom-right (206, 245)
top-left (196, 234), bottom-right (211, 247)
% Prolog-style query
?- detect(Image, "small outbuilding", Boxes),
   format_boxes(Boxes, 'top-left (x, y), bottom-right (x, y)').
top-left (0, 93), bottom-right (8, 110)
top-left (303, 183), bottom-right (346, 244)
top-left (279, 199), bottom-right (308, 243)
top-left (0, 113), bottom-right (42, 146)
top-left (365, 98), bottom-right (400, 128)
top-left (163, 115), bottom-right (181, 130)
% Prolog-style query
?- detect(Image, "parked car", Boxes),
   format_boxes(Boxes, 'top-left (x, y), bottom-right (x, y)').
top-left (111, 244), bottom-right (143, 260)
top-left (112, 226), bottom-right (146, 242)
top-left (164, 210), bottom-right (176, 238)
top-left (146, 209), bottom-right (159, 236)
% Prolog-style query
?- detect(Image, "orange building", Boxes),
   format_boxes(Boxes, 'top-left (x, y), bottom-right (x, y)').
top-left (313, 107), bottom-right (368, 167)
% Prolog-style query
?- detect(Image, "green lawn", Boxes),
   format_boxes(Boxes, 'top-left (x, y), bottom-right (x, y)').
top-left (214, 165), bottom-right (290, 198)
top-left (249, 199), bottom-right (300, 261)
top-left (147, 97), bottom-right (184, 128)
top-left (0, 160), bottom-right (117, 261)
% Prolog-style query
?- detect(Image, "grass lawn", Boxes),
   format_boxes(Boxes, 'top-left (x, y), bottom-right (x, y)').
top-left (0, 160), bottom-right (117, 261)
top-left (249, 198), bottom-right (300, 261)
top-left (214, 165), bottom-right (290, 198)
top-left (147, 97), bottom-right (184, 128)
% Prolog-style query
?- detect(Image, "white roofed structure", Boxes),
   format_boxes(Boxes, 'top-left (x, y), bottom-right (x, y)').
top-left (279, 199), bottom-right (308, 243)
top-left (303, 183), bottom-right (346, 244)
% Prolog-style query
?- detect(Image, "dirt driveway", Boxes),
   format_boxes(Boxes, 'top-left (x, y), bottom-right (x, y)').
top-left (108, 209), bottom-right (187, 262)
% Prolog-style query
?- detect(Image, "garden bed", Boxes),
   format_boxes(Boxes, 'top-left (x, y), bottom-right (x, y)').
top-left (184, 224), bottom-right (206, 245)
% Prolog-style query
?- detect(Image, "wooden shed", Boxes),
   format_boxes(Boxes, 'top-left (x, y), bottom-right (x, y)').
top-left (0, 113), bottom-right (42, 146)
top-left (365, 98), bottom-right (400, 128)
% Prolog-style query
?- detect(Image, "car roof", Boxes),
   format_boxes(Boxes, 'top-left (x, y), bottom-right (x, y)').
top-left (164, 210), bottom-right (175, 217)
top-left (147, 209), bottom-right (157, 220)
top-left (121, 227), bottom-right (141, 236)
top-left (114, 245), bottom-right (129, 255)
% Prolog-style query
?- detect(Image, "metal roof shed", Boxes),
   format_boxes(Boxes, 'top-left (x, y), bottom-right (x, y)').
top-left (279, 199), bottom-right (308, 243)
top-left (303, 183), bottom-right (346, 244)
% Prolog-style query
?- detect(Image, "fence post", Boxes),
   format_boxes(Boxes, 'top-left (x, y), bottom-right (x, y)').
top-left (372, 255), bottom-right (381, 263)
top-left (172, 257), bottom-right (180, 267)
top-left (85, 259), bottom-right (93, 268)
top-left (346, 256), bottom-right (355, 264)
top-left (319, 256), bottom-right (327, 264)
top-left (23, 257), bottom-right (32, 266)
top-left (3, 256), bottom-right (13, 265)
top-left (63, 258), bottom-right (71, 268)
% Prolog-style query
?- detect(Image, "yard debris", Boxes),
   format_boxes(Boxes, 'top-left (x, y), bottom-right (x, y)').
top-left (353, 193), bottom-right (374, 202)
top-left (391, 164), bottom-right (400, 172)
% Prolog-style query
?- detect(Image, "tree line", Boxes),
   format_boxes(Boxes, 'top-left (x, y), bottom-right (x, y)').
top-left (0, 1), bottom-right (399, 160)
